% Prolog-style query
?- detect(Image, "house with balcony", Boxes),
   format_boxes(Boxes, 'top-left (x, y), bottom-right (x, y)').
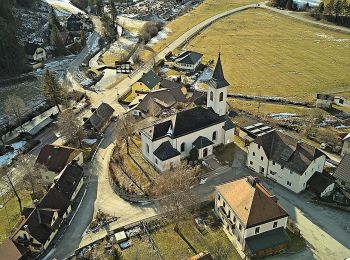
top-left (9, 165), bottom-right (83, 257)
top-left (247, 130), bottom-right (326, 193)
top-left (215, 177), bottom-right (290, 258)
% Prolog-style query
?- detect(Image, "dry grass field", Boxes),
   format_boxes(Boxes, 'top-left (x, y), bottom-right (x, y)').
top-left (141, 0), bottom-right (258, 60)
top-left (186, 9), bottom-right (350, 102)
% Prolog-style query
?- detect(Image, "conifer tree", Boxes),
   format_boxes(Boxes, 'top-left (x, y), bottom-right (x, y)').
top-left (41, 69), bottom-right (66, 112)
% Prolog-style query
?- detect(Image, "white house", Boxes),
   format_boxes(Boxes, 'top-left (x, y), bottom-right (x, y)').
top-left (247, 130), bottom-right (326, 193)
top-left (307, 171), bottom-right (335, 197)
top-left (341, 133), bottom-right (350, 157)
top-left (139, 54), bottom-right (234, 172)
top-left (315, 93), bottom-right (334, 109)
top-left (24, 42), bottom-right (47, 62)
top-left (174, 51), bottom-right (203, 72)
top-left (215, 177), bottom-right (290, 258)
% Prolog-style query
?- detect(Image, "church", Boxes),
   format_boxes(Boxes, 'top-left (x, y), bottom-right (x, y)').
top-left (139, 54), bottom-right (235, 172)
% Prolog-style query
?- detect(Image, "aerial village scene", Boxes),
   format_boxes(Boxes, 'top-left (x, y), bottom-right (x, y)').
top-left (0, 0), bottom-right (349, 259)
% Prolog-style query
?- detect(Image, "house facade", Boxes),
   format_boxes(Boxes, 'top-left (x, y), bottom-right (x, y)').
top-left (247, 130), bottom-right (326, 193)
top-left (333, 154), bottom-right (350, 191)
top-left (316, 93), bottom-right (334, 109)
top-left (24, 42), bottom-right (47, 62)
top-left (341, 133), bottom-right (350, 157)
top-left (139, 54), bottom-right (234, 172)
top-left (215, 177), bottom-right (289, 258)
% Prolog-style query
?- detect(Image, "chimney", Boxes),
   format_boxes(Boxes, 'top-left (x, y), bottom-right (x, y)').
top-left (37, 209), bottom-right (42, 225)
top-left (23, 225), bottom-right (30, 235)
top-left (247, 176), bottom-right (258, 187)
top-left (270, 195), bottom-right (278, 202)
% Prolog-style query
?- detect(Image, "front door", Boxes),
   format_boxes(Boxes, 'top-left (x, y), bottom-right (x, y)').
top-left (203, 148), bottom-right (208, 157)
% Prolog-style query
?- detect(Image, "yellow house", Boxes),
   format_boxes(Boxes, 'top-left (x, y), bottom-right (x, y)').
top-left (131, 70), bottom-right (162, 95)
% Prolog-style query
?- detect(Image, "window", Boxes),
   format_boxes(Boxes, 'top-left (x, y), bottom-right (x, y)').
top-left (287, 181), bottom-right (292, 186)
top-left (219, 92), bottom-right (224, 102)
top-left (146, 144), bottom-right (150, 154)
top-left (223, 201), bottom-right (226, 208)
top-left (272, 161), bottom-right (275, 165)
top-left (255, 227), bottom-right (260, 234)
top-left (261, 156), bottom-right (263, 161)
top-left (212, 131), bottom-right (217, 141)
top-left (228, 210), bottom-right (231, 218)
top-left (260, 167), bottom-right (264, 173)
top-left (239, 224), bottom-right (242, 231)
top-left (250, 161), bottom-right (253, 165)
top-left (217, 194), bottom-right (221, 201)
top-left (281, 165), bottom-right (284, 170)
top-left (210, 91), bottom-right (213, 101)
top-left (270, 170), bottom-right (276, 175)
top-left (273, 222), bottom-right (278, 228)
top-left (181, 142), bottom-right (185, 152)
top-left (233, 216), bottom-right (236, 222)
top-left (258, 145), bottom-right (261, 149)
top-left (252, 152), bottom-right (255, 156)
top-left (155, 158), bottom-right (158, 165)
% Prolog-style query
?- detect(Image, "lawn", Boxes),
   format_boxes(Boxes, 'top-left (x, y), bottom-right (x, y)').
top-left (0, 190), bottom-right (33, 243)
top-left (186, 9), bottom-right (350, 102)
top-left (214, 143), bottom-right (236, 166)
top-left (228, 98), bottom-right (327, 117)
top-left (152, 219), bottom-right (241, 260)
top-left (140, 0), bottom-right (259, 60)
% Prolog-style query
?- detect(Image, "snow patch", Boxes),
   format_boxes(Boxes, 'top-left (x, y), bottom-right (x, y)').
top-left (147, 28), bottom-right (171, 46)
top-left (270, 113), bottom-right (297, 119)
top-left (44, 0), bottom-right (85, 15)
top-left (0, 141), bottom-right (27, 167)
top-left (82, 139), bottom-right (97, 145)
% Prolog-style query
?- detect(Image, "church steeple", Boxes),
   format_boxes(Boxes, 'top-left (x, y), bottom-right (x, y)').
top-left (206, 53), bottom-right (229, 116)
top-left (208, 52), bottom-right (229, 89)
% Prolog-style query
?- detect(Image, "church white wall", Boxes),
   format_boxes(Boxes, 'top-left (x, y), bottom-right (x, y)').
top-left (173, 122), bottom-right (226, 158)
top-left (207, 86), bottom-right (227, 116)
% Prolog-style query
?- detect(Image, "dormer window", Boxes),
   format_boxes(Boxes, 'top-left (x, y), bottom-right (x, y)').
top-left (181, 143), bottom-right (185, 152)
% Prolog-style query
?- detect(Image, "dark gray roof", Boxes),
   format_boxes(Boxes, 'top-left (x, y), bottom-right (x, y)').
top-left (223, 116), bottom-right (235, 130)
top-left (208, 53), bottom-right (229, 89)
top-left (24, 42), bottom-right (42, 55)
top-left (317, 93), bottom-right (334, 101)
top-left (139, 70), bottom-right (162, 89)
top-left (245, 227), bottom-right (290, 254)
top-left (176, 51), bottom-right (203, 65)
top-left (254, 130), bottom-right (325, 174)
top-left (307, 172), bottom-right (335, 194)
top-left (189, 90), bottom-right (207, 106)
top-left (153, 141), bottom-right (181, 161)
top-left (160, 79), bottom-right (182, 89)
top-left (334, 154), bottom-right (350, 183)
top-left (54, 164), bottom-right (84, 200)
top-left (193, 136), bottom-right (214, 149)
top-left (172, 107), bottom-right (226, 138)
top-left (84, 102), bottom-right (114, 132)
top-left (136, 88), bottom-right (186, 116)
top-left (149, 107), bottom-right (226, 141)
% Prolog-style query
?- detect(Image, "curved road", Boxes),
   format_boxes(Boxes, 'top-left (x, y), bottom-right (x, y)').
top-left (44, 2), bottom-right (350, 259)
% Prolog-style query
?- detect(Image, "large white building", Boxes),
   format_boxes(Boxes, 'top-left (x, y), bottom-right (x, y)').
top-left (341, 133), bottom-right (350, 157)
top-left (140, 54), bottom-right (235, 172)
top-left (215, 177), bottom-right (290, 258)
top-left (247, 130), bottom-right (326, 193)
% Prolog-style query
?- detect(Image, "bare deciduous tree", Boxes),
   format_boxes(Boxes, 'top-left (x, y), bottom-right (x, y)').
top-left (4, 95), bottom-right (26, 129)
top-left (15, 154), bottom-right (45, 195)
top-left (117, 114), bottom-right (135, 155)
top-left (58, 109), bottom-right (86, 147)
top-left (1, 167), bottom-right (23, 214)
top-left (151, 164), bottom-right (200, 233)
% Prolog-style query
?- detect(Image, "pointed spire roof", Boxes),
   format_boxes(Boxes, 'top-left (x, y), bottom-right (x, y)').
top-left (208, 53), bottom-right (230, 89)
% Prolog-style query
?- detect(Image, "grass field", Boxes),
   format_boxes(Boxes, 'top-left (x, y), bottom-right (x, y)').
top-left (0, 191), bottom-right (33, 243)
top-left (141, 0), bottom-right (258, 60)
top-left (152, 220), bottom-right (241, 260)
top-left (186, 9), bottom-right (350, 102)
